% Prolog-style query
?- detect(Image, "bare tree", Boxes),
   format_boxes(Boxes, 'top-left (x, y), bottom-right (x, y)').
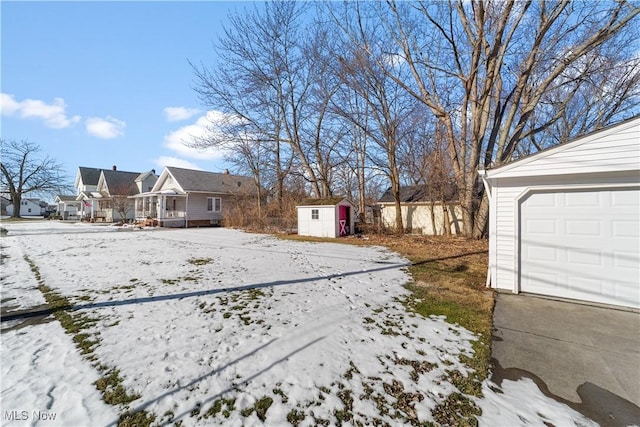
top-left (192, 2), bottom-right (346, 204)
top-left (331, 4), bottom-right (427, 233)
top-left (0, 139), bottom-right (70, 218)
top-left (376, 0), bottom-right (639, 238)
top-left (518, 47), bottom-right (640, 157)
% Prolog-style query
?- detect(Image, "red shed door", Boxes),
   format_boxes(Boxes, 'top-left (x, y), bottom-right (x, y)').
top-left (339, 205), bottom-right (349, 236)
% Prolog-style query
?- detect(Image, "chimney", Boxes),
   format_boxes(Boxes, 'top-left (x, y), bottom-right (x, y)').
top-left (224, 169), bottom-right (230, 175)
top-left (112, 165), bottom-right (117, 171)
top-left (151, 169), bottom-right (156, 175)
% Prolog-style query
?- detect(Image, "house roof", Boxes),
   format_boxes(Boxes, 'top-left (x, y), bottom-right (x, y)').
top-left (164, 167), bottom-right (257, 195)
top-left (135, 170), bottom-right (158, 182)
top-left (378, 184), bottom-right (458, 203)
top-left (298, 197), bottom-right (350, 206)
top-left (100, 170), bottom-right (143, 196)
top-left (77, 167), bottom-right (104, 187)
top-left (55, 194), bottom-right (78, 202)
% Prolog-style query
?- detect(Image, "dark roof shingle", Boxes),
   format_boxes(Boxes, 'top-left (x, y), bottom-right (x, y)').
top-left (101, 170), bottom-right (142, 196)
top-left (167, 167), bottom-right (257, 195)
top-left (378, 184), bottom-right (458, 203)
top-left (78, 167), bottom-right (104, 186)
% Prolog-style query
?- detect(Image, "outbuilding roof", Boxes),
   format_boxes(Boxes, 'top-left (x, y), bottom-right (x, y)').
top-left (378, 184), bottom-right (458, 203)
top-left (297, 197), bottom-right (350, 206)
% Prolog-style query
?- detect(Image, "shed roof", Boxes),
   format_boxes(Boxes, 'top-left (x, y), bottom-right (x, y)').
top-left (298, 197), bottom-right (350, 206)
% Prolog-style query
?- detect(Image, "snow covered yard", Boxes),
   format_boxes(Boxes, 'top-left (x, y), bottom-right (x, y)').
top-left (1, 221), bottom-right (596, 426)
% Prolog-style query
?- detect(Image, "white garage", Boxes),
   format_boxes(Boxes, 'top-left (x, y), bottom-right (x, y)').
top-left (482, 116), bottom-right (640, 309)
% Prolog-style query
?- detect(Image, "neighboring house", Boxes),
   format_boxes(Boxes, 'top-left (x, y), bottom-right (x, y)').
top-left (75, 166), bottom-right (157, 222)
top-left (74, 166), bottom-right (104, 219)
top-left (132, 166), bottom-right (257, 227)
top-left (0, 196), bottom-right (10, 215)
top-left (297, 197), bottom-right (355, 238)
top-left (6, 198), bottom-right (45, 216)
top-left (378, 185), bottom-right (463, 235)
top-left (481, 115), bottom-right (640, 309)
top-left (54, 195), bottom-right (82, 219)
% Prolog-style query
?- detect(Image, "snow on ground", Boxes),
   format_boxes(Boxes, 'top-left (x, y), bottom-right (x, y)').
top-left (1, 221), bottom-right (597, 426)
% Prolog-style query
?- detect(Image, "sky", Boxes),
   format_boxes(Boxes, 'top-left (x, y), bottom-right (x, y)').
top-left (1, 1), bottom-right (256, 189)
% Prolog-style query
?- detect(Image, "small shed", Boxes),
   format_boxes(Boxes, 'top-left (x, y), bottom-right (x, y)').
top-left (296, 197), bottom-right (355, 238)
top-left (481, 116), bottom-right (640, 309)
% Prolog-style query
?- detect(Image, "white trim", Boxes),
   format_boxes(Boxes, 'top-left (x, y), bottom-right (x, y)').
top-left (485, 116), bottom-right (640, 179)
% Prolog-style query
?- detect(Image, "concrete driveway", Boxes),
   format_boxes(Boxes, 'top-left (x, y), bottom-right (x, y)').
top-left (491, 293), bottom-right (640, 426)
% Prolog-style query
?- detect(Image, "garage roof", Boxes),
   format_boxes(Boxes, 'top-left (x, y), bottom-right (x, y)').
top-left (483, 115), bottom-right (640, 180)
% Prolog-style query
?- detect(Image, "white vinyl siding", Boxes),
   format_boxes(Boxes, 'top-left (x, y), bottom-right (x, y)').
top-left (485, 117), bottom-right (640, 308)
top-left (183, 194), bottom-right (226, 223)
top-left (298, 205), bottom-right (336, 237)
top-left (297, 199), bottom-right (355, 238)
top-left (487, 117), bottom-right (640, 179)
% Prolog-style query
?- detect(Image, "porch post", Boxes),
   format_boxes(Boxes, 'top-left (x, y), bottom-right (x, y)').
top-left (185, 194), bottom-right (189, 228)
top-left (159, 195), bottom-right (165, 220)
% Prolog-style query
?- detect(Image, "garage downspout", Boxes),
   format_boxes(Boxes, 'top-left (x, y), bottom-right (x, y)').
top-left (479, 170), bottom-right (492, 289)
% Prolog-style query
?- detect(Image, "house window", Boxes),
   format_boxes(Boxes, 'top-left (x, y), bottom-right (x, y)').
top-left (207, 197), bottom-right (222, 212)
top-left (311, 209), bottom-right (319, 220)
top-left (28, 208), bottom-right (32, 213)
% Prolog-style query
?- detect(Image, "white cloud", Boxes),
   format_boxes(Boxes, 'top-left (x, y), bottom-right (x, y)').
top-left (163, 106), bottom-right (201, 122)
top-left (154, 156), bottom-right (203, 170)
top-left (163, 111), bottom-right (229, 160)
top-left (1, 92), bottom-right (81, 129)
top-left (86, 116), bottom-right (126, 139)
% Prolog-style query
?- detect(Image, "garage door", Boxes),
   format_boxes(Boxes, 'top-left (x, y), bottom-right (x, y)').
top-left (520, 188), bottom-right (640, 308)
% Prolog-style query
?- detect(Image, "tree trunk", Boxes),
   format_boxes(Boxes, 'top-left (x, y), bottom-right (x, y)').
top-left (11, 194), bottom-right (21, 218)
top-left (472, 193), bottom-right (490, 239)
top-left (429, 200), bottom-right (437, 235)
top-left (443, 204), bottom-right (452, 236)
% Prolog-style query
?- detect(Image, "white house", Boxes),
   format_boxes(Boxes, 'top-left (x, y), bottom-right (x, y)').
top-left (6, 198), bottom-right (45, 216)
top-left (74, 166), bottom-right (104, 219)
top-left (481, 116), bottom-right (640, 309)
top-left (54, 195), bottom-right (82, 219)
top-left (297, 197), bottom-right (355, 238)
